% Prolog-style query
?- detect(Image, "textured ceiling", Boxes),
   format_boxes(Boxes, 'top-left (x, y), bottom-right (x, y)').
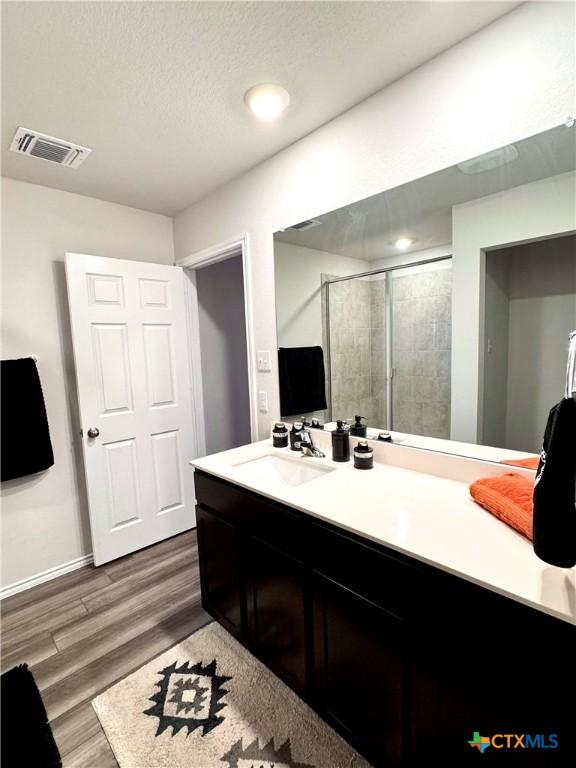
top-left (2, 1), bottom-right (521, 215)
top-left (275, 125), bottom-right (576, 261)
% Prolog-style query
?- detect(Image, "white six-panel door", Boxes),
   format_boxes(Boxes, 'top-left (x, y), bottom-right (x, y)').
top-left (66, 253), bottom-right (197, 565)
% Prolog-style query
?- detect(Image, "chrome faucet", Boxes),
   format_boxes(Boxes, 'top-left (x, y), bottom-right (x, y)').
top-left (298, 429), bottom-right (325, 458)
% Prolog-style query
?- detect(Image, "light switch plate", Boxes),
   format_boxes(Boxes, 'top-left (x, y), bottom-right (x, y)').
top-left (258, 391), bottom-right (269, 412)
top-left (257, 350), bottom-right (272, 372)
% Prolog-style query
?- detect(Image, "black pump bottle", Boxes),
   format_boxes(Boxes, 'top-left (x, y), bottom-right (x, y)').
top-left (350, 415), bottom-right (367, 438)
top-left (331, 420), bottom-right (350, 462)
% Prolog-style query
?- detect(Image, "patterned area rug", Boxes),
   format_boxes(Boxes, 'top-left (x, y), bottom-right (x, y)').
top-left (93, 622), bottom-right (370, 768)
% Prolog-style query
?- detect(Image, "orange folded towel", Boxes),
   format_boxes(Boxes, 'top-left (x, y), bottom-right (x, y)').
top-left (469, 472), bottom-right (534, 540)
top-left (501, 457), bottom-right (540, 470)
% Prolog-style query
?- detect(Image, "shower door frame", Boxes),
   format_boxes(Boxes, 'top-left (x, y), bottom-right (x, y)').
top-left (323, 254), bottom-right (452, 431)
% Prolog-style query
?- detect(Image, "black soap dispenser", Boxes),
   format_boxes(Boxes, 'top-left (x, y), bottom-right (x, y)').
top-left (331, 420), bottom-right (350, 462)
top-left (272, 423), bottom-right (289, 448)
top-left (350, 415), bottom-right (367, 438)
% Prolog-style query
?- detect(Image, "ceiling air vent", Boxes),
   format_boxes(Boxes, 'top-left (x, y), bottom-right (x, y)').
top-left (289, 219), bottom-right (322, 231)
top-left (9, 127), bottom-right (92, 169)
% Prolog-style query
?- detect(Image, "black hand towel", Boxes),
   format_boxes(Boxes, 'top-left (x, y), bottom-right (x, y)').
top-left (1, 358), bottom-right (54, 482)
top-left (278, 346), bottom-right (328, 417)
top-left (533, 398), bottom-right (576, 567)
top-left (1, 664), bottom-right (62, 768)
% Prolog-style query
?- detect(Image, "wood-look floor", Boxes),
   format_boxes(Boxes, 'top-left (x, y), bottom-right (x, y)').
top-left (0, 530), bottom-right (209, 767)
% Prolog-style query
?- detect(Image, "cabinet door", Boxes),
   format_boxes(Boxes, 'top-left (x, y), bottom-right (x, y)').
top-left (245, 535), bottom-right (307, 694)
top-left (313, 574), bottom-right (405, 768)
top-left (417, 596), bottom-right (576, 765)
top-left (196, 506), bottom-right (244, 639)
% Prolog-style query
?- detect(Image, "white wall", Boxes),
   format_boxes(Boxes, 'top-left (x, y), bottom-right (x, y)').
top-left (174, 2), bottom-right (575, 438)
top-left (196, 255), bottom-right (252, 455)
top-left (1, 177), bottom-right (174, 591)
top-left (451, 170), bottom-right (576, 443)
top-left (275, 241), bottom-right (368, 348)
top-left (370, 244), bottom-right (452, 273)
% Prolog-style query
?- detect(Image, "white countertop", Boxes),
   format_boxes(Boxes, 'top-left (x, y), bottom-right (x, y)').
top-left (191, 437), bottom-right (575, 626)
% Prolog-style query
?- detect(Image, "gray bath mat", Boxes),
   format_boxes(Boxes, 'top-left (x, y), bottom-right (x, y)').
top-left (92, 621), bottom-right (370, 768)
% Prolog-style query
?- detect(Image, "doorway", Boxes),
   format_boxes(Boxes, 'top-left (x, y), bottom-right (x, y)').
top-left (482, 233), bottom-right (576, 453)
top-left (181, 238), bottom-right (255, 459)
top-left (191, 256), bottom-right (251, 454)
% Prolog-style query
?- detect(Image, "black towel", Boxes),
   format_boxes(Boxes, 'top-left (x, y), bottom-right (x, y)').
top-left (533, 398), bottom-right (576, 567)
top-left (1, 664), bottom-right (62, 768)
top-left (1, 358), bottom-right (54, 482)
top-left (278, 346), bottom-right (328, 417)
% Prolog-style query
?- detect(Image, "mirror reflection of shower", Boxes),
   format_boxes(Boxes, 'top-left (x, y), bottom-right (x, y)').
top-left (274, 124), bottom-right (576, 461)
top-left (324, 257), bottom-right (452, 437)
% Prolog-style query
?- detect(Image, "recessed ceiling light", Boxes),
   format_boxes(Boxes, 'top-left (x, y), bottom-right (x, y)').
top-left (244, 84), bottom-right (290, 121)
top-left (395, 238), bottom-right (413, 250)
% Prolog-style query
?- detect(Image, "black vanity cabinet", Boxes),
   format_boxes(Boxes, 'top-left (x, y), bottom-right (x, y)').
top-left (195, 470), bottom-right (575, 768)
top-left (195, 471), bottom-right (309, 693)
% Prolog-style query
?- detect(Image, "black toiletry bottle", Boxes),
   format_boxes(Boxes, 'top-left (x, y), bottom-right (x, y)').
top-left (300, 416), bottom-right (312, 428)
top-left (331, 420), bottom-right (350, 462)
top-left (533, 398), bottom-right (576, 567)
top-left (354, 441), bottom-right (373, 470)
top-left (311, 418), bottom-right (324, 429)
top-left (378, 431), bottom-right (393, 442)
top-left (272, 423), bottom-right (289, 448)
top-left (290, 422), bottom-right (304, 451)
top-left (350, 415), bottom-right (367, 438)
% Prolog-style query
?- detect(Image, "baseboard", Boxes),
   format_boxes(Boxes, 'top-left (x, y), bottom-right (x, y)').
top-left (0, 553), bottom-right (94, 600)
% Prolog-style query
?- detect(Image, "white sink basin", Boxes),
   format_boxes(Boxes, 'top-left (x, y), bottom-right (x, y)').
top-left (233, 453), bottom-right (335, 487)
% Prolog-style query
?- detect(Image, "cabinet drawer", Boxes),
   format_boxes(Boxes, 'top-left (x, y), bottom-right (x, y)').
top-left (195, 471), bottom-right (305, 560)
top-left (310, 523), bottom-right (423, 617)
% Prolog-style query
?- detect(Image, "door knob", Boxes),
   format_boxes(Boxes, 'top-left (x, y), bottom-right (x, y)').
top-left (87, 427), bottom-right (100, 439)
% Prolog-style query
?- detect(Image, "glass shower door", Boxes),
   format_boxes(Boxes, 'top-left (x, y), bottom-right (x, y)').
top-left (325, 259), bottom-right (452, 438)
top-left (389, 262), bottom-right (452, 438)
top-left (325, 272), bottom-right (389, 429)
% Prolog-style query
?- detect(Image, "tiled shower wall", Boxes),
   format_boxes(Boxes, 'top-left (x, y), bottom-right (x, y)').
top-left (369, 276), bottom-right (388, 427)
top-left (325, 263), bottom-right (452, 437)
top-left (326, 276), bottom-right (383, 425)
top-left (391, 266), bottom-right (452, 438)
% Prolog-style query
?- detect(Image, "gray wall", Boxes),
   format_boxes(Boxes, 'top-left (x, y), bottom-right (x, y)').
top-left (197, 255), bottom-right (251, 455)
top-left (506, 236), bottom-right (576, 453)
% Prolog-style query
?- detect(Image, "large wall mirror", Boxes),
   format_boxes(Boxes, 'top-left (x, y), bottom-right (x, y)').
top-left (274, 123), bottom-right (576, 463)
